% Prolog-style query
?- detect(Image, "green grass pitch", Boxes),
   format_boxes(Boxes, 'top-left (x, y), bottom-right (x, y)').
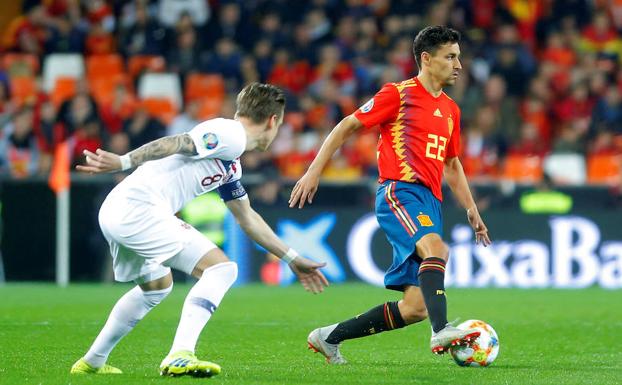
top-left (0, 283), bottom-right (621, 385)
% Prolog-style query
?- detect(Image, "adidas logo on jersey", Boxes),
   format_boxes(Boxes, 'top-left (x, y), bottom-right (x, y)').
top-left (433, 108), bottom-right (443, 117)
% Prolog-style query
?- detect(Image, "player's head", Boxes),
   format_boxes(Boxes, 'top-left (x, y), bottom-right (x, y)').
top-left (413, 26), bottom-right (462, 86)
top-left (235, 82), bottom-right (285, 150)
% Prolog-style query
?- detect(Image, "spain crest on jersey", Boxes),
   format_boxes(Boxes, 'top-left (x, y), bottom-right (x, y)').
top-left (417, 214), bottom-right (434, 227)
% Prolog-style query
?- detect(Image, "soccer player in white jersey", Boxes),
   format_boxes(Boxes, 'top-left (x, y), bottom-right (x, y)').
top-left (69, 83), bottom-right (328, 377)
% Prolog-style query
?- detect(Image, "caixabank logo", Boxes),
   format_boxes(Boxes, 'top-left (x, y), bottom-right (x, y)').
top-left (253, 212), bottom-right (622, 289)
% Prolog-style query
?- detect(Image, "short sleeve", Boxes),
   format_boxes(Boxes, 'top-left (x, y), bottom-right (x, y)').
top-left (187, 118), bottom-right (246, 161)
top-left (354, 83), bottom-right (400, 129)
top-left (446, 106), bottom-right (461, 158)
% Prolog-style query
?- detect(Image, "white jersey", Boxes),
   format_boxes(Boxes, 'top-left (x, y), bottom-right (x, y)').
top-left (111, 118), bottom-right (247, 213)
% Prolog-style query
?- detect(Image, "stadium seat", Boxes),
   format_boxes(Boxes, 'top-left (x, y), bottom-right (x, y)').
top-left (140, 97), bottom-right (178, 124)
top-left (502, 155), bottom-right (543, 183)
top-left (128, 55), bottom-right (166, 79)
top-left (90, 73), bottom-right (132, 105)
top-left (9, 76), bottom-right (38, 105)
top-left (184, 73), bottom-right (225, 102)
top-left (137, 73), bottom-right (182, 109)
top-left (50, 77), bottom-right (77, 106)
top-left (586, 154), bottom-right (622, 185)
top-left (543, 153), bottom-right (586, 185)
top-left (2, 53), bottom-right (39, 77)
top-left (41, 54), bottom-right (85, 92)
top-left (86, 54), bottom-right (124, 81)
top-left (197, 98), bottom-right (223, 120)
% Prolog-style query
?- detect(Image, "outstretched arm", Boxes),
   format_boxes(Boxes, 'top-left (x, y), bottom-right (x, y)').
top-left (76, 134), bottom-right (198, 173)
top-left (226, 197), bottom-right (329, 294)
top-left (444, 156), bottom-right (492, 246)
top-left (289, 114), bottom-right (363, 208)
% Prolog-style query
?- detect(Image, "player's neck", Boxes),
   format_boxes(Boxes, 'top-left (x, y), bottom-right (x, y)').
top-left (236, 116), bottom-right (264, 151)
top-left (416, 73), bottom-right (443, 97)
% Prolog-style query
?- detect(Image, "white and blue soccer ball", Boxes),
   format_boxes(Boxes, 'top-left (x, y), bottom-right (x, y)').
top-left (449, 320), bottom-right (499, 367)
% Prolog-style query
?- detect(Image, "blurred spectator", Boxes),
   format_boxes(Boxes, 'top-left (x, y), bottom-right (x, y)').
top-left (252, 39), bottom-right (274, 82)
top-left (166, 26), bottom-right (204, 78)
top-left (204, 3), bottom-right (250, 50)
top-left (56, 79), bottom-right (99, 137)
top-left (203, 38), bottom-right (243, 90)
top-left (462, 105), bottom-right (503, 178)
top-left (34, 100), bottom-right (62, 153)
top-left (119, 1), bottom-right (167, 57)
top-left (85, 21), bottom-right (115, 55)
top-left (2, 1), bottom-right (50, 55)
top-left (579, 11), bottom-right (622, 58)
top-left (509, 122), bottom-right (548, 157)
top-left (167, 100), bottom-right (200, 136)
top-left (158, 0), bottom-right (210, 28)
top-left (0, 107), bottom-right (40, 177)
top-left (99, 83), bottom-right (137, 135)
top-left (123, 107), bottom-right (165, 149)
top-left (591, 86), bottom-right (622, 134)
top-left (268, 48), bottom-right (312, 95)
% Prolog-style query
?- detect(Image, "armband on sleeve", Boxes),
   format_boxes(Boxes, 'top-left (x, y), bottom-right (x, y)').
top-left (217, 180), bottom-right (247, 201)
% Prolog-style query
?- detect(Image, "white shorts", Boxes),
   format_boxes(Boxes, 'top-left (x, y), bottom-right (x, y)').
top-left (98, 194), bottom-right (217, 283)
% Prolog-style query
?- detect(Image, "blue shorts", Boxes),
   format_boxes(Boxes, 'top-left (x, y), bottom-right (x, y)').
top-left (375, 180), bottom-right (443, 291)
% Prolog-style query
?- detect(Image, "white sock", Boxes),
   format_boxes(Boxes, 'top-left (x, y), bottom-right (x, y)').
top-left (84, 284), bottom-right (172, 367)
top-left (170, 262), bottom-right (238, 354)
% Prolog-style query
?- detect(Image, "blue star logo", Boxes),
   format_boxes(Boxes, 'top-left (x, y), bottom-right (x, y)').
top-left (276, 213), bottom-right (346, 285)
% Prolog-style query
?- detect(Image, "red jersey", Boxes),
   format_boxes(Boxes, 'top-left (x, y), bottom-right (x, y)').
top-left (354, 77), bottom-right (461, 201)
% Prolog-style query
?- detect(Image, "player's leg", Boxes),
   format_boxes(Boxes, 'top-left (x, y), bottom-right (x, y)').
top-left (416, 233), bottom-right (480, 354)
top-left (415, 233), bottom-right (449, 334)
top-left (159, 228), bottom-right (236, 377)
top-left (71, 272), bottom-right (173, 374)
top-left (71, 198), bottom-right (176, 374)
top-left (307, 269), bottom-right (429, 364)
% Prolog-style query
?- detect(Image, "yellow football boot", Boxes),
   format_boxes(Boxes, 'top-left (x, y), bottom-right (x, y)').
top-left (159, 350), bottom-right (221, 377)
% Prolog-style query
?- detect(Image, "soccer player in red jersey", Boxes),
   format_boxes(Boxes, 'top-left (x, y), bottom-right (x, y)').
top-left (289, 26), bottom-right (492, 364)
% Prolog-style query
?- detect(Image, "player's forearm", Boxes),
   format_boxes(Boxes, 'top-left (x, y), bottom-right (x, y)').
top-left (444, 158), bottom-right (477, 211)
top-left (126, 134), bottom-right (197, 168)
top-left (238, 210), bottom-right (289, 259)
top-left (307, 115), bottom-right (360, 175)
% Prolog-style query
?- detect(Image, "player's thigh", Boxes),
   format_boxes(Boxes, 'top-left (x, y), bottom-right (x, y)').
top-left (399, 285), bottom-right (428, 324)
top-left (163, 220), bottom-right (230, 279)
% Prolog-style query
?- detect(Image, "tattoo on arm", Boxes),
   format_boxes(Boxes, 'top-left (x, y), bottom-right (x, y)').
top-left (128, 134), bottom-right (198, 167)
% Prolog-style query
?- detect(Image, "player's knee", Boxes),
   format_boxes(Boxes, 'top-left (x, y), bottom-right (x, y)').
top-left (202, 261), bottom-right (238, 288)
top-left (416, 235), bottom-right (449, 261)
top-left (142, 283), bottom-right (173, 308)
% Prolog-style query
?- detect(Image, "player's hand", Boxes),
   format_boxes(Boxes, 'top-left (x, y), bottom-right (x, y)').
top-left (76, 149), bottom-right (122, 174)
top-left (289, 171), bottom-right (320, 209)
top-left (467, 207), bottom-right (492, 247)
top-left (288, 256), bottom-right (329, 294)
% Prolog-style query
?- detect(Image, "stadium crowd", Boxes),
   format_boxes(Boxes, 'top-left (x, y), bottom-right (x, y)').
top-left (0, 0), bottom-right (621, 186)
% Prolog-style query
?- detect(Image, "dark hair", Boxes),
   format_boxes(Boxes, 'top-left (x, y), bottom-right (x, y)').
top-left (413, 26), bottom-right (461, 69)
top-left (235, 83), bottom-right (285, 124)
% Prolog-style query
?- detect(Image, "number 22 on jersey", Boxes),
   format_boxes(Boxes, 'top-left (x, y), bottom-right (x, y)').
top-left (425, 133), bottom-right (447, 161)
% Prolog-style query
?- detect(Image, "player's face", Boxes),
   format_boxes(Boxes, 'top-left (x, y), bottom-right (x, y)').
top-left (429, 43), bottom-right (462, 86)
top-left (258, 113), bottom-right (283, 151)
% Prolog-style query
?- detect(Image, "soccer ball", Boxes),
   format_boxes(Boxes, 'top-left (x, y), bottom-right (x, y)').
top-left (449, 320), bottom-right (499, 367)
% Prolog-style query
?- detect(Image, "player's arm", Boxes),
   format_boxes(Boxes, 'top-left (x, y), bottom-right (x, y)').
top-left (288, 114), bottom-right (363, 208)
top-left (444, 156), bottom-right (492, 246)
top-left (76, 134), bottom-right (197, 174)
top-left (225, 197), bottom-right (329, 294)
